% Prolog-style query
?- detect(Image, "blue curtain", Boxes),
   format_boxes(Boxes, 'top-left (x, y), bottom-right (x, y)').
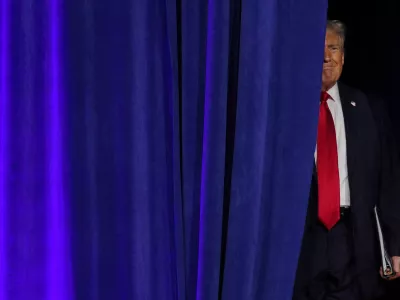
top-left (0, 0), bottom-right (328, 299)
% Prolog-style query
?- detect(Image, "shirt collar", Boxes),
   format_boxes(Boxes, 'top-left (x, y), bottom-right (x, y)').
top-left (326, 83), bottom-right (340, 102)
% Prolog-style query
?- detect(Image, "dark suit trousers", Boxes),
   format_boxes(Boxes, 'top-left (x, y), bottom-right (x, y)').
top-left (294, 211), bottom-right (360, 300)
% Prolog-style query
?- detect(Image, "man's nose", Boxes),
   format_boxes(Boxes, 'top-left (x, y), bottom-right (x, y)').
top-left (324, 49), bottom-right (331, 62)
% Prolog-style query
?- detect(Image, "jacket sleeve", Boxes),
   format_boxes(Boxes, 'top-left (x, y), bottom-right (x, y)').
top-left (371, 95), bottom-right (400, 256)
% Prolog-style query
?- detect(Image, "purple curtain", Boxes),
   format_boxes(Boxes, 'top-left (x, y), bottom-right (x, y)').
top-left (1, 0), bottom-right (72, 299)
top-left (0, 0), bottom-right (327, 299)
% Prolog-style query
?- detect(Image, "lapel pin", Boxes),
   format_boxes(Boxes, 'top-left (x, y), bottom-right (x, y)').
top-left (351, 101), bottom-right (356, 107)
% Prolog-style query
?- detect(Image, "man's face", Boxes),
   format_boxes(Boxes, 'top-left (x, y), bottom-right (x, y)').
top-left (322, 29), bottom-right (344, 91)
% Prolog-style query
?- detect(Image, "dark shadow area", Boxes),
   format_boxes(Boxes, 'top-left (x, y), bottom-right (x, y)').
top-left (328, 0), bottom-right (400, 144)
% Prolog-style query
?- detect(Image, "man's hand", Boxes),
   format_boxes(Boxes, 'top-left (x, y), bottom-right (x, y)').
top-left (380, 256), bottom-right (400, 280)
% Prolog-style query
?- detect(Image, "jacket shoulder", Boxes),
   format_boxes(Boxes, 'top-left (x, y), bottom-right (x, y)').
top-left (338, 82), bottom-right (368, 104)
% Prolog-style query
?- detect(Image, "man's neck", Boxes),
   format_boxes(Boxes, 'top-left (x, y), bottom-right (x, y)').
top-left (321, 81), bottom-right (338, 92)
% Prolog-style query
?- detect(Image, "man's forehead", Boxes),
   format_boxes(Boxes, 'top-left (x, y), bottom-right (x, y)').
top-left (325, 40), bottom-right (341, 46)
top-left (326, 30), bottom-right (340, 40)
top-left (325, 31), bottom-right (342, 44)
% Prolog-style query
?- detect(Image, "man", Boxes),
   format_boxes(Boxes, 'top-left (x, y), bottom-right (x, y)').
top-left (293, 20), bottom-right (400, 300)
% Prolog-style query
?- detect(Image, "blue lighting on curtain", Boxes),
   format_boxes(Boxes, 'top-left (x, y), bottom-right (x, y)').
top-left (47, 0), bottom-right (72, 298)
top-left (0, 0), bottom-right (327, 299)
top-left (0, 0), bottom-right (10, 298)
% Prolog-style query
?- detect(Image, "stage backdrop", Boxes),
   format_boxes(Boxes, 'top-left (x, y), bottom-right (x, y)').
top-left (0, 0), bottom-right (328, 299)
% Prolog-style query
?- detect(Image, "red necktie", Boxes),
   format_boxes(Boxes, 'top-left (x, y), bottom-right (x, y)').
top-left (317, 91), bottom-right (340, 230)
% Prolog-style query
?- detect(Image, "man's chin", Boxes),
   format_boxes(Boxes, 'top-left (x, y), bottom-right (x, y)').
top-left (322, 70), bottom-right (333, 79)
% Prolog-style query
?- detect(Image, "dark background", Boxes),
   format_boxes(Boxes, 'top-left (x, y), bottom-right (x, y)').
top-left (328, 0), bottom-right (400, 297)
top-left (328, 0), bottom-right (400, 141)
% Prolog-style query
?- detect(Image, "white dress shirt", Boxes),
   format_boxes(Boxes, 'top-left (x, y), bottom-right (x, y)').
top-left (315, 83), bottom-right (351, 207)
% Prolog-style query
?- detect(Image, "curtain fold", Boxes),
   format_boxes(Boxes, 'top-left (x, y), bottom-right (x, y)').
top-left (222, 1), bottom-right (328, 298)
top-left (0, 0), bottom-right (327, 299)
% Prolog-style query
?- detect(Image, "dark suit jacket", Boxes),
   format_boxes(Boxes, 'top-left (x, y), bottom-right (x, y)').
top-left (294, 83), bottom-right (400, 300)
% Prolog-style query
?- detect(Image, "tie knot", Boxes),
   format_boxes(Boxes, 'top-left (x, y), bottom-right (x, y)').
top-left (321, 91), bottom-right (331, 103)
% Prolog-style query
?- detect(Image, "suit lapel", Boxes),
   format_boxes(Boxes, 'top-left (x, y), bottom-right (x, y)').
top-left (338, 83), bottom-right (358, 182)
